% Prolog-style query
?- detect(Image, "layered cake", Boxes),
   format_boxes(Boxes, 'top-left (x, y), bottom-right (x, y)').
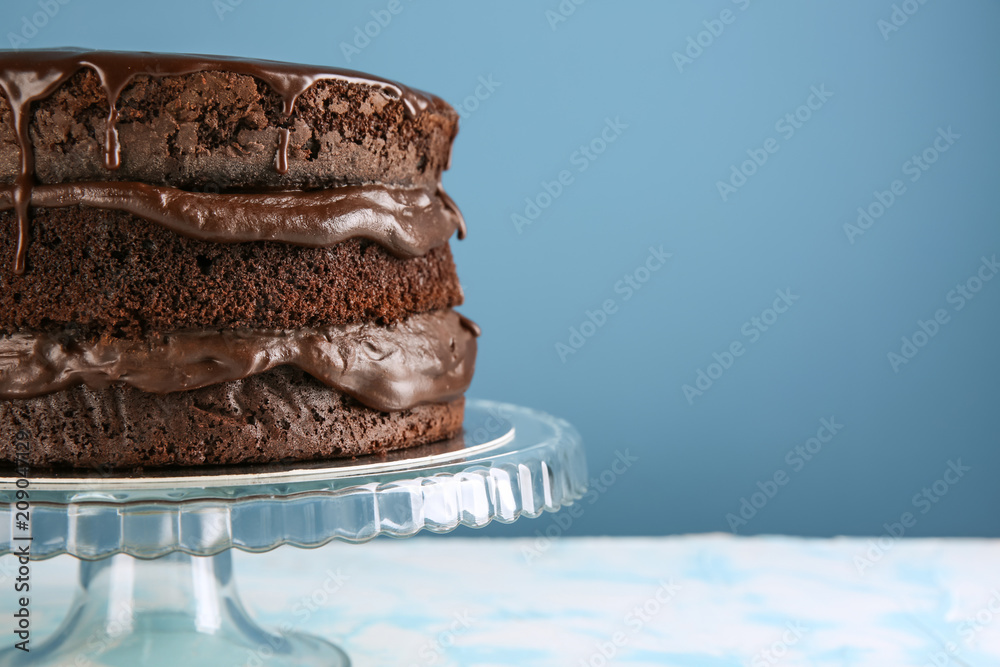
top-left (0, 49), bottom-right (478, 469)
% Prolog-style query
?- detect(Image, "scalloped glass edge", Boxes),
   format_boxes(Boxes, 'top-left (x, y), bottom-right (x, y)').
top-left (1, 401), bottom-right (587, 560)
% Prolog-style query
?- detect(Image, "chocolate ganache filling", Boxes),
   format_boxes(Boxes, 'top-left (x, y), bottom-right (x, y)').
top-left (0, 311), bottom-right (479, 412)
top-left (0, 182), bottom-right (461, 257)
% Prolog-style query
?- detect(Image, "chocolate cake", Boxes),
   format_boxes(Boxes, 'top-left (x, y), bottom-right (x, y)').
top-left (0, 49), bottom-right (478, 469)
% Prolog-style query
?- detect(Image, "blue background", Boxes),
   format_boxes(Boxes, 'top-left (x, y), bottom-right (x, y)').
top-left (2, 0), bottom-right (997, 537)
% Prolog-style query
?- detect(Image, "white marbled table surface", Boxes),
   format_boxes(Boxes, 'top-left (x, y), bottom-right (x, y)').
top-left (4, 535), bottom-right (1000, 666)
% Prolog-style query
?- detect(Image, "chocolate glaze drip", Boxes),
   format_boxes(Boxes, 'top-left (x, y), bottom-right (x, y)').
top-left (0, 181), bottom-right (462, 257)
top-left (0, 310), bottom-right (476, 412)
top-left (103, 101), bottom-right (121, 170)
top-left (275, 128), bottom-right (291, 175)
top-left (438, 184), bottom-right (467, 240)
top-left (458, 314), bottom-right (482, 337)
top-left (0, 49), bottom-right (446, 273)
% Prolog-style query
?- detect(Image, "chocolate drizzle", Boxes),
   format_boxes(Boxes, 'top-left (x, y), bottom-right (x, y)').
top-left (0, 49), bottom-right (446, 273)
top-left (458, 314), bottom-right (482, 337)
top-left (0, 181), bottom-right (462, 257)
top-left (103, 112), bottom-right (121, 170)
top-left (437, 184), bottom-right (467, 240)
top-left (0, 310), bottom-right (476, 412)
top-left (275, 128), bottom-right (291, 175)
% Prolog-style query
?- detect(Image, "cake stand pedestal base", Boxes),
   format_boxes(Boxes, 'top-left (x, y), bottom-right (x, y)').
top-left (8, 552), bottom-right (348, 667)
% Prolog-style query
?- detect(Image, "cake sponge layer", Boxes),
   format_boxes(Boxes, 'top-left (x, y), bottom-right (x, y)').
top-left (0, 68), bottom-right (457, 190)
top-left (0, 366), bottom-right (465, 469)
top-left (0, 206), bottom-right (463, 337)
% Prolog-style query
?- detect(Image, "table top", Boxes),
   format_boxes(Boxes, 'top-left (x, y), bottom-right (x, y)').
top-left (5, 535), bottom-right (999, 666)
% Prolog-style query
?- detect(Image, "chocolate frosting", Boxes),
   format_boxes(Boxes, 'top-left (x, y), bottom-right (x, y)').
top-left (0, 310), bottom-right (478, 412)
top-left (0, 181), bottom-right (462, 256)
top-left (0, 49), bottom-right (457, 272)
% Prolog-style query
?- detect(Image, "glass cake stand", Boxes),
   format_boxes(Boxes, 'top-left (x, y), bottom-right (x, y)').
top-left (0, 400), bottom-right (586, 667)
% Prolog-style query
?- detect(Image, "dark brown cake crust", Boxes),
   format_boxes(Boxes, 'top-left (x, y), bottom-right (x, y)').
top-left (0, 366), bottom-right (465, 469)
top-left (0, 205), bottom-right (463, 337)
top-left (0, 69), bottom-right (457, 191)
